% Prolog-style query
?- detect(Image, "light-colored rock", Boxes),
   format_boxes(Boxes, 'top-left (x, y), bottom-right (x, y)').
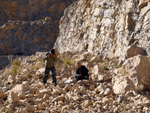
top-left (63, 85), bottom-right (72, 92)
top-left (62, 104), bottom-right (73, 110)
top-left (102, 97), bottom-right (111, 104)
top-left (25, 104), bottom-right (35, 112)
top-left (52, 95), bottom-right (64, 102)
top-left (16, 75), bottom-right (27, 82)
top-left (30, 87), bottom-right (39, 94)
top-left (104, 88), bottom-right (111, 96)
top-left (121, 55), bottom-right (150, 91)
top-left (38, 103), bottom-right (46, 110)
top-left (90, 85), bottom-right (95, 90)
top-left (36, 68), bottom-right (45, 78)
top-left (95, 84), bottom-right (104, 94)
top-left (113, 76), bottom-right (135, 94)
top-left (43, 94), bottom-right (50, 101)
top-left (98, 75), bottom-right (104, 81)
top-left (83, 95), bottom-right (89, 100)
top-left (0, 107), bottom-right (7, 112)
top-left (11, 84), bottom-right (30, 99)
top-left (72, 95), bottom-right (81, 101)
top-left (52, 89), bottom-right (63, 95)
top-left (83, 100), bottom-right (93, 108)
top-left (36, 91), bottom-right (44, 98)
top-left (8, 92), bottom-right (20, 103)
top-left (8, 75), bottom-right (15, 84)
top-left (92, 65), bottom-right (99, 76)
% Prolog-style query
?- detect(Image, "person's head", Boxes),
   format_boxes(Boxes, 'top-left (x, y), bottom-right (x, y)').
top-left (51, 49), bottom-right (55, 54)
top-left (77, 62), bottom-right (81, 68)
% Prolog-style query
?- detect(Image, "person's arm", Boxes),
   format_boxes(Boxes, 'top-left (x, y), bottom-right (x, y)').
top-left (43, 53), bottom-right (50, 60)
top-left (82, 66), bottom-right (89, 76)
top-left (76, 68), bottom-right (80, 74)
top-left (43, 56), bottom-right (48, 60)
top-left (76, 68), bottom-right (82, 76)
top-left (52, 54), bottom-right (57, 61)
top-left (85, 67), bottom-right (89, 72)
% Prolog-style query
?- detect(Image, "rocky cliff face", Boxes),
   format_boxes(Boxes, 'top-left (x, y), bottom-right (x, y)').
top-left (55, 0), bottom-right (150, 61)
top-left (0, 0), bottom-right (75, 55)
top-left (0, 0), bottom-right (75, 24)
top-left (0, 19), bottom-right (59, 55)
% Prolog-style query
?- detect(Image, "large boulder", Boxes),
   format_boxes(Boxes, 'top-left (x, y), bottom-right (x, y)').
top-left (113, 76), bottom-right (135, 94)
top-left (120, 55), bottom-right (150, 91)
top-left (11, 83), bottom-right (30, 99)
top-left (126, 45), bottom-right (147, 59)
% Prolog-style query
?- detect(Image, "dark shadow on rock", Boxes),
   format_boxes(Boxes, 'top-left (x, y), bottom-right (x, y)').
top-left (0, 56), bottom-right (10, 70)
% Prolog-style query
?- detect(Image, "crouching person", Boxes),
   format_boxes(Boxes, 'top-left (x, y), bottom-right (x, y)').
top-left (43, 49), bottom-right (57, 86)
top-left (75, 62), bottom-right (89, 81)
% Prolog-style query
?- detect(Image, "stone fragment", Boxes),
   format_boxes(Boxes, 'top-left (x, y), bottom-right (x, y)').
top-left (83, 100), bottom-right (93, 108)
top-left (8, 75), bottom-right (15, 84)
top-left (36, 68), bottom-right (45, 78)
top-left (0, 88), bottom-right (4, 99)
top-left (52, 89), bottom-right (63, 95)
top-left (8, 92), bottom-right (20, 103)
top-left (126, 45), bottom-right (147, 59)
top-left (52, 95), bottom-right (64, 102)
top-left (92, 65), bottom-right (99, 76)
top-left (63, 85), bottom-right (72, 92)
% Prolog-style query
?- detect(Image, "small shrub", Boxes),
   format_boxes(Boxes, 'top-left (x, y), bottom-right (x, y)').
top-left (27, 73), bottom-right (32, 78)
top-left (116, 64), bottom-right (122, 69)
top-left (12, 59), bottom-right (21, 66)
top-left (102, 66), bottom-right (109, 71)
top-left (63, 58), bottom-right (74, 66)
top-left (11, 66), bottom-right (18, 75)
top-left (32, 64), bottom-right (41, 70)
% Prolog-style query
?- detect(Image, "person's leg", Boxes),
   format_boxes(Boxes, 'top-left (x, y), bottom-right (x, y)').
top-left (43, 67), bottom-right (50, 84)
top-left (76, 76), bottom-right (83, 81)
top-left (84, 75), bottom-right (89, 80)
top-left (51, 67), bottom-right (57, 85)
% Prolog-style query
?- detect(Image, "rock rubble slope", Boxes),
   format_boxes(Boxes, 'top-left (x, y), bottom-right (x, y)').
top-left (0, 52), bottom-right (150, 113)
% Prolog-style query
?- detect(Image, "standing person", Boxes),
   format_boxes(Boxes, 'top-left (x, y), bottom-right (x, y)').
top-left (43, 49), bottom-right (57, 86)
top-left (75, 62), bottom-right (89, 81)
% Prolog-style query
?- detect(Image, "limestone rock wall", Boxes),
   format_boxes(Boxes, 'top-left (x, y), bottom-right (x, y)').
top-left (0, 0), bottom-right (76, 55)
top-left (55, 0), bottom-right (150, 61)
top-left (0, 19), bottom-right (59, 55)
top-left (0, 0), bottom-right (75, 24)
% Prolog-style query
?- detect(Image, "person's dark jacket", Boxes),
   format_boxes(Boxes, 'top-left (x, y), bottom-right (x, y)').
top-left (76, 65), bottom-right (89, 77)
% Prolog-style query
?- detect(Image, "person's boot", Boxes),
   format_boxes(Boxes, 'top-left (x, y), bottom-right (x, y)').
top-left (54, 82), bottom-right (57, 86)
